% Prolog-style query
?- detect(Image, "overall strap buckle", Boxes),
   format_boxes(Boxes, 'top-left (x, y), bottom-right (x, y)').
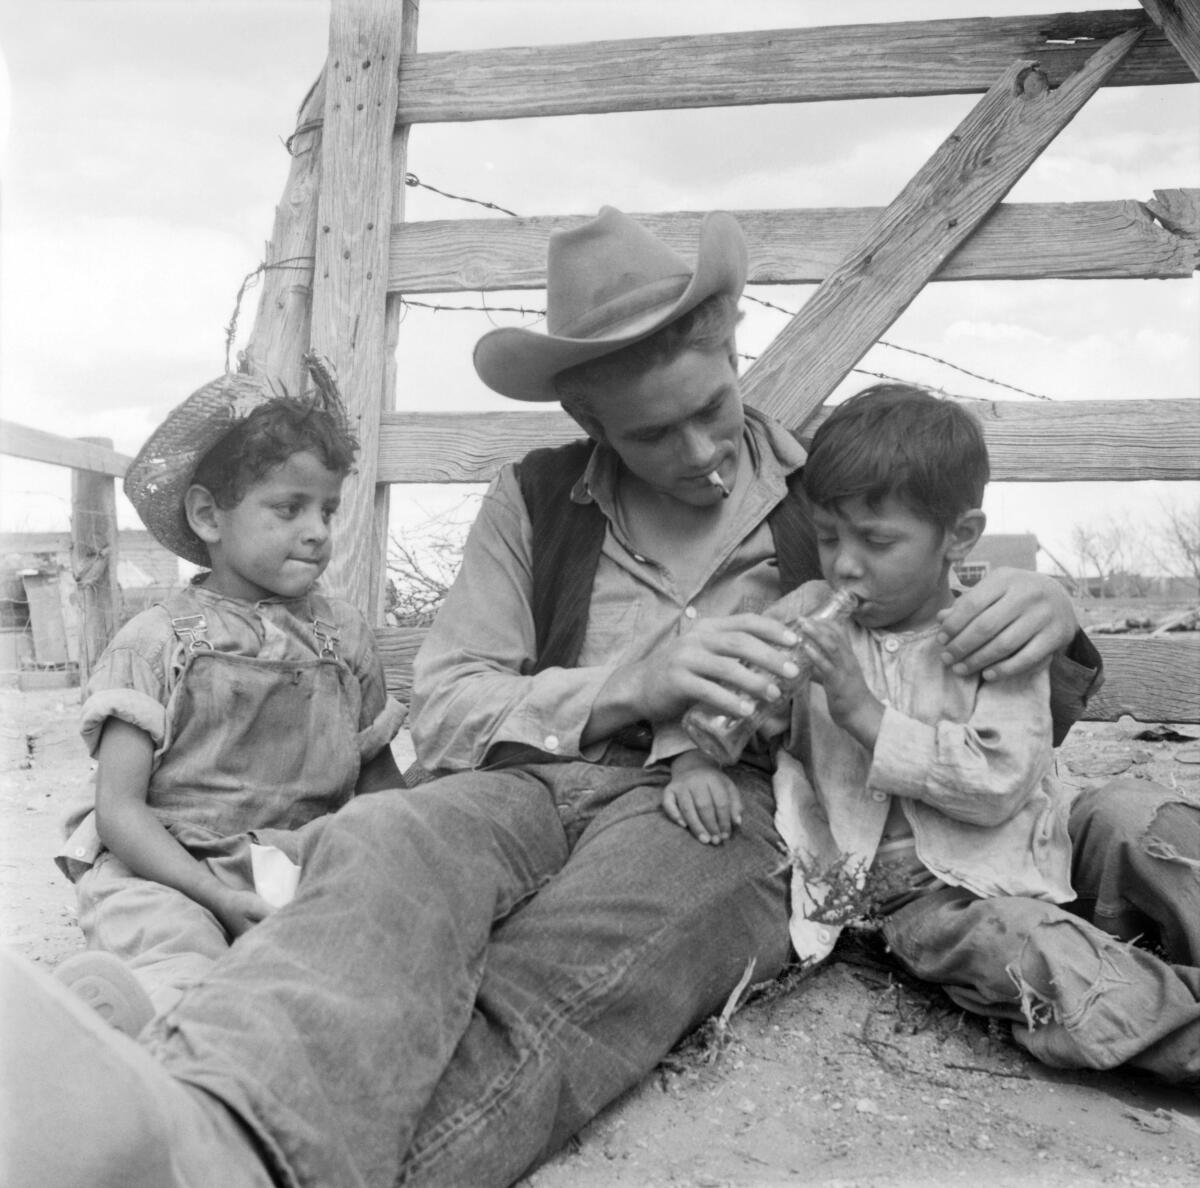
top-left (170, 613), bottom-right (214, 652)
top-left (312, 617), bottom-right (341, 659)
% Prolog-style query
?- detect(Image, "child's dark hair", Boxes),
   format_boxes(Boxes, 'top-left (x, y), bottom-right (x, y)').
top-left (192, 396), bottom-right (359, 508)
top-left (802, 384), bottom-right (989, 528)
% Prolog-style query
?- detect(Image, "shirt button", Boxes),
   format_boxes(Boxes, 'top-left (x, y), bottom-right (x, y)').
top-left (75, 847), bottom-right (87, 857)
top-left (817, 928), bottom-right (833, 944)
top-left (684, 606), bottom-right (698, 620)
top-left (632, 553), bottom-right (647, 564)
top-left (543, 735), bottom-right (559, 751)
top-left (872, 791), bottom-right (887, 803)
top-left (883, 636), bottom-right (900, 653)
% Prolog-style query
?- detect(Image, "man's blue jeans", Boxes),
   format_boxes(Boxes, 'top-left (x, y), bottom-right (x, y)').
top-left (142, 759), bottom-right (790, 1188)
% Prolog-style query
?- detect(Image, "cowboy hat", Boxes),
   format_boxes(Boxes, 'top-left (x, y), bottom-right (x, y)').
top-left (473, 206), bottom-right (747, 402)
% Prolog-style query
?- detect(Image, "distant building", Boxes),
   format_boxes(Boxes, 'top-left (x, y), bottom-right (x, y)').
top-left (0, 530), bottom-right (180, 674)
top-left (953, 533), bottom-right (1039, 587)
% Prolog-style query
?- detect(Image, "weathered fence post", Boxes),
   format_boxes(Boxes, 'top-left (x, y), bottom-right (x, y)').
top-left (70, 437), bottom-right (120, 683)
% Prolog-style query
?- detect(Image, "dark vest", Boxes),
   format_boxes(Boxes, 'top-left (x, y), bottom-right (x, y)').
top-left (514, 437), bottom-right (819, 674)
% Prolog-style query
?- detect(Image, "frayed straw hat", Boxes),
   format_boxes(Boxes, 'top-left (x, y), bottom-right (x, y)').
top-left (124, 372), bottom-right (283, 567)
top-left (473, 207), bottom-right (747, 402)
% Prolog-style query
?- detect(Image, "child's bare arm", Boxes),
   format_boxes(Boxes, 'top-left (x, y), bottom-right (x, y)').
top-left (662, 748), bottom-right (743, 846)
top-left (355, 744), bottom-right (404, 794)
top-left (94, 718), bottom-right (272, 937)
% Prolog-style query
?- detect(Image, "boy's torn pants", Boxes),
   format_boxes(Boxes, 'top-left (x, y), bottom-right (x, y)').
top-left (883, 781), bottom-right (1200, 1082)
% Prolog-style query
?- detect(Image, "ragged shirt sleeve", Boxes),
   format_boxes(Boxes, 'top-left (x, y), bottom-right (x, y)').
top-left (411, 466), bottom-right (619, 774)
top-left (78, 608), bottom-right (175, 758)
top-left (866, 665), bottom-right (1053, 829)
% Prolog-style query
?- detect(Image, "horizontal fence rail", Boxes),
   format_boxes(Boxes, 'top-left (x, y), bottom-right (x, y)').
top-left (392, 10), bottom-right (1191, 124)
top-left (0, 421), bottom-right (130, 477)
top-left (375, 399), bottom-right (1200, 485)
top-left (389, 197), bottom-right (1199, 293)
top-left (372, 627), bottom-right (1200, 724)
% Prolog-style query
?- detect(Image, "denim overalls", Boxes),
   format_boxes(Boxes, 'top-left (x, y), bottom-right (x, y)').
top-left (71, 590), bottom-right (363, 1014)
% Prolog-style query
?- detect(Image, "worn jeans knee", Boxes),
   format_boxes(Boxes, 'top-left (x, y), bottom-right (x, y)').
top-left (1069, 779), bottom-right (1200, 961)
top-left (885, 886), bottom-right (1200, 1080)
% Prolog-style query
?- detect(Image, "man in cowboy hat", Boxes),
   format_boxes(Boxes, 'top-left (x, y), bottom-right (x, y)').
top-left (8, 208), bottom-right (1155, 1188)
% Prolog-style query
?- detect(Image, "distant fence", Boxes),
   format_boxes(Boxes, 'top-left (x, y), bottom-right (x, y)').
top-left (0, 423), bottom-right (130, 683)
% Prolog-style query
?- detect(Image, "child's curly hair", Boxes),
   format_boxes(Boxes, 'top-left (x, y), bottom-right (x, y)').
top-left (192, 396), bottom-right (359, 508)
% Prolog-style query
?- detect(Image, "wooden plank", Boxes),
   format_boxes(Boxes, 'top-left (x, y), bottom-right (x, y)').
top-left (374, 627), bottom-right (1200, 723)
top-left (375, 399), bottom-right (1200, 485)
top-left (310, 0), bottom-right (406, 608)
top-left (391, 10), bottom-right (1190, 124)
top-left (934, 398), bottom-right (1200, 482)
top-left (388, 197), bottom-right (1199, 292)
top-left (375, 625), bottom-right (424, 703)
top-left (0, 532), bottom-right (73, 555)
top-left (1139, 0), bottom-right (1200, 78)
top-left (0, 420), bottom-right (130, 477)
top-left (241, 73), bottom-right (326, 397)
top-left (367, 0), bottom-right (420, 623)
top-left (70, 437), bottom-right (120, 682)
top-left (1086, 636), bottom-right (1200, 722)
top-left (21, 573), bottom-right (69, 667)
top-left (744, 30), bottom-right (1144, 427)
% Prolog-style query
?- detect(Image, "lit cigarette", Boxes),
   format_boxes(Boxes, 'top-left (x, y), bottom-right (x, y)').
top-left (706, 470), bottom-right (730, 498)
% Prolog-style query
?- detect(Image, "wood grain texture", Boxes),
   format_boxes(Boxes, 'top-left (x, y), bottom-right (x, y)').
top-left (374, 627), bottom-right (1200, 723)
top-left (1138, 0), bottom-right (1200, 78)
top-left (387, 197), bottom-right (1199, 292)
top-left (743, 30), bottom-right (1143, 427)
top-left (1086, 636), bottom-right (1200, 722)
top-left (366, 0), bottom-right (420, 622)
top-left (389, 10), bottom-right (1191, 123)
top-left (311, 0), bottom-right (406, 606)
top-left (240, 73), bottom-right (325, 398)
top-left (0, 421), bottom-right (130, 477)
top-left (375, 399), bottom-right (1200, 485)
top-left (70, 438), bottom-right (120, 681)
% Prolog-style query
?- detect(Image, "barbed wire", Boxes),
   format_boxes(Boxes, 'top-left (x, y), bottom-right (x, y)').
top-left (740, 293), bottom-right (1052, 401)
top-left (223, 171), bottom-right (1052, 402)
top-left (223, 257), bottom-right (316, 373)
top-left (404, 173), bottom-right (521, 218)
top-left (401, 298), bottom-right (546, 320)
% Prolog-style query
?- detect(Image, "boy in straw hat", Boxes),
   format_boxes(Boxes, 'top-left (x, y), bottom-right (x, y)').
top-left (50, 369), bottom-right (405, 1034)
top-left (11, 207), bottom-right (1184, 1188)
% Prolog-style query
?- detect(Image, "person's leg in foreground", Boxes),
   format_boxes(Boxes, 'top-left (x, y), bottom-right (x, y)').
top-left (0, 949), bottom-right (272, 1188)
top-left (395, 762), bottom-right (790, 1186)
top-left (2, 761), bottom-right (787, 1188)
top-left (882, 780), bottom-right (1200, 1081)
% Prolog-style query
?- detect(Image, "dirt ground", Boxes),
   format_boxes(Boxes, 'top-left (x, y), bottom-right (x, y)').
top-left (3, 681), bottom-right (1200, 1188)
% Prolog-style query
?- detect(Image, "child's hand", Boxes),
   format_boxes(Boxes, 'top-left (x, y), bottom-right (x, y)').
top-left (662, 750), bottom-right (743, 845)
top-left (213, 887), bottom-right (276, 939)
top-left (800, 620), bottom-right (883, 749)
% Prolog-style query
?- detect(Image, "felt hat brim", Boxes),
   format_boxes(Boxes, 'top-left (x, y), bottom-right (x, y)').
top-left (473, 209), bottom-right (747, 403)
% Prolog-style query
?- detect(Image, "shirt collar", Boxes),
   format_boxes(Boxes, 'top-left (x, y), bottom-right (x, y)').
top-left (189, 573), bottom-right (318, 612)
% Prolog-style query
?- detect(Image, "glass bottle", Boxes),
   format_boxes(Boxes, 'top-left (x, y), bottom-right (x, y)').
top-left (681, 586), bottom-right (859, 767)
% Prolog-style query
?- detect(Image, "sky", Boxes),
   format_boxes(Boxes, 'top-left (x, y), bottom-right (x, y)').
top-left (0, 0), bottom-right (1197, 577)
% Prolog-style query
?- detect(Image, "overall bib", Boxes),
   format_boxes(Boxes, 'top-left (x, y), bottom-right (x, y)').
top-left (74, 597), bottom-right (362, 1014)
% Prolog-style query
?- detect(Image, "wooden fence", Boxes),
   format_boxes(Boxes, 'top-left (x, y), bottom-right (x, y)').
top-left (3, 2), bottom-right (1198, 723)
